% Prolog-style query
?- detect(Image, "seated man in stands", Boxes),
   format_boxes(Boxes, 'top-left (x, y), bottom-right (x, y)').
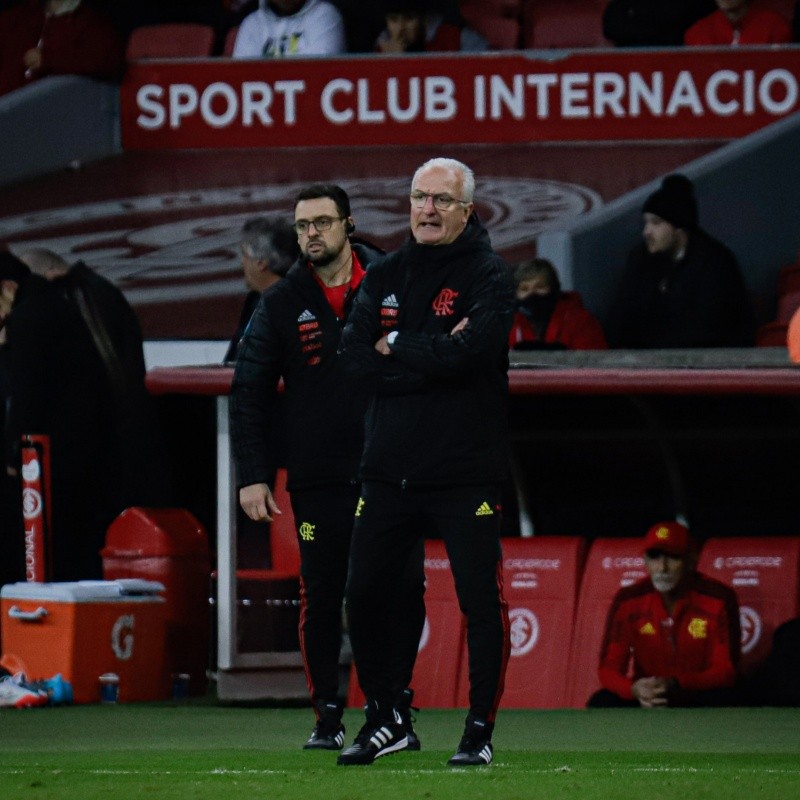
top-left (602, 0), bottom-right (716, 47)
top-left (685, 0), bottom-right (792, 45)
top-left (508, 258), bottom-right (607, 351)
top-left (374, 0), bottom-right (487, 53)
top-left (0, 0), bottom-right (125, 97)
top-left (588, 521), bottom-right (741, 708)
top-left (606, 174), bottom-right (756, 348)
top-left (232, 0), bottom-right (346, 58)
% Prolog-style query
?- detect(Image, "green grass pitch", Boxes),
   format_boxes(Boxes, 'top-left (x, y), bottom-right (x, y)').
top-left (1, 702), bottom-right (798, 799)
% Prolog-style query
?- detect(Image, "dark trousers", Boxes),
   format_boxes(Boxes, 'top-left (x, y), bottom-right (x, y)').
top-left (346, 481), bottom-right (510, 722)
top-left (291, 484), bottom-right (425, 709)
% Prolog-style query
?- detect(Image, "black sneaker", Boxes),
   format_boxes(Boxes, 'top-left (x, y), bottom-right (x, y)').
top-left (304, 720), bottom-right (345, 750)
top-left (395, 688), bottom-right (421, 751)
top-left (337, 703), bottom-right (408, 766)
top-left (447, 716), bottom-right (494, 766)
top-left (304, 700), bottom-right (345, 750)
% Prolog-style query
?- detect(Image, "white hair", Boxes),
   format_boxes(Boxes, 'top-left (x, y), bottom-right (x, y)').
top-left (412, 157), bottom-right (475, 202)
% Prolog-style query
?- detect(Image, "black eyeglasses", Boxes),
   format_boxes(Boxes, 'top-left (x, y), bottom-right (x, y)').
top-left (409, 191), bottom-right (469, 210)
top-left (294, 216), bottom-right (345, 235)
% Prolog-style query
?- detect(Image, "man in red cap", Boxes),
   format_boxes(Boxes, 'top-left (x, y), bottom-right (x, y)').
top-left (588, 520), bottom-right (741, 707)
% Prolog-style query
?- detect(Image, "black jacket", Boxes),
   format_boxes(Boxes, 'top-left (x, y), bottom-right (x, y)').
top-left (339, 215), bottom-right (514, 488)
top-left (230, 243), bottom-right (382, 491)
top-left (606, 228), bottom-right (756, 349)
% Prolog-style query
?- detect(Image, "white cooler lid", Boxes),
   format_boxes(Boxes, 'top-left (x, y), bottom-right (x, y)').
top-left (0, 579), bottom-right (165, 602)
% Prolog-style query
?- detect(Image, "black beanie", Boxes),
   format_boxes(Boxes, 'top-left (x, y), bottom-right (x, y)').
top-left (642, 174), bottom-right (698, 230)
top-left (0, 250), bottom-right (31, 283)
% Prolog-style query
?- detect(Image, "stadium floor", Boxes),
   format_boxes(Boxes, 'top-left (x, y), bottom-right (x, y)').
top-left (1, 703), bottom-right (797, 799)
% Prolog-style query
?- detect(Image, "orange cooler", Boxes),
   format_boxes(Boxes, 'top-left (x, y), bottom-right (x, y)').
top-left (1, 580), bottom-right (169, 703)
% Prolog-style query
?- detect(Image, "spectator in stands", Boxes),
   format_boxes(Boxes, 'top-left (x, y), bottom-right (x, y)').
top-left (606, 174), bottom-right (756, 348)
top-left (602, 0), bottom-right (716, 47)
top-left (232, 0), bottom-right (345, 58)
top-left (0, 0), bottom-right (125, 97)
top-left (19, 247), bottom-right (172, 511)
top-left (509, 258), bottom-right (608, 351)
top-left (685, 0), bottom-right (792, 45)
top-left (588, 520), bottom-right (741, 708)
top-left (0, 251), bottom-right (119, 580)
top-left (225, 216), bottom-right (298, 363)
top-left (374, 0), bottom-right (487, 53)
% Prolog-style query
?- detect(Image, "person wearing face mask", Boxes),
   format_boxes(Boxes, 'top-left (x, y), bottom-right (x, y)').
top-left (588, 521), bottom-right (741, 708)
top-left (508, 258), bottom-right (607, 351)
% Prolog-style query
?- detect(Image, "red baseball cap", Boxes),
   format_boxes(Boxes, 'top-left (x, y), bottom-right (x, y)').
top-left (643, 521), bottom-right (692, 557)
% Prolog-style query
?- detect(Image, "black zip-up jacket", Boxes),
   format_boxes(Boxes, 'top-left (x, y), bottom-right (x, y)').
top-left (230, 243), bottom-right (381, 491)
top-left (339, 215), bottom-right (515, 488)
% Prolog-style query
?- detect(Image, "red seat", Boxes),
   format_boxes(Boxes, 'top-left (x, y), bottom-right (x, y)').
top-left (126, 23), bottom-right (216, 61)
top-left (564, 537), bottom-right (648, 708)
top-left (777, 263), bottom-right (800, 296)
top-left (461, 13), bottom-right (522, 50)
top-left (455, 536), bottom-right (587, 708)
top-left (755, 320), bottom-right (788, 347)
top-left (223, 25), bottom-right (239, 57)
top-left (524, 0), bottom-right (609, 49)
top-left (777, 289), bottom-right (800, 324)
top-left (460, 0), bottom-right (522, 20)
top-left (347, 538), bottom-right (466, 708)
top-left (754, 0), bottom-right (795, 21)
top-left (697, 537), bottom-right (800, 677)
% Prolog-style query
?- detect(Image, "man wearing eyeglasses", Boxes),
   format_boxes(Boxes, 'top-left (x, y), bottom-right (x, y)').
top-left (338, 157), bottom-right (515, 767)
top-left (230, 184), bottom-right (424, 753)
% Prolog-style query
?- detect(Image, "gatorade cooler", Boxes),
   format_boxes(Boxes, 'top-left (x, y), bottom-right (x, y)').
top-left (0, 580), bottom-right (168, 704)
top-left (102, 508), bottom-right (211, 696)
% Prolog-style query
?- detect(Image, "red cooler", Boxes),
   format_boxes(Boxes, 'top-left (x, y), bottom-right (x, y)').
top-left (102, 507), bottom-right (211, 696)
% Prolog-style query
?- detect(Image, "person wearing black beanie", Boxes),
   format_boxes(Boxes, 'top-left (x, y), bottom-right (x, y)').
top-left (606, 174), bottom-right (756, 349)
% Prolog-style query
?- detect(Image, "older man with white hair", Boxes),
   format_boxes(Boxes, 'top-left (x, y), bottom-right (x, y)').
top-left (338, 157), bottom-right (515, 767)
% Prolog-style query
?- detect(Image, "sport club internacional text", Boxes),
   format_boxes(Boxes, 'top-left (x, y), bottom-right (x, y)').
top-left (121, 50), bottom-right (800, 148)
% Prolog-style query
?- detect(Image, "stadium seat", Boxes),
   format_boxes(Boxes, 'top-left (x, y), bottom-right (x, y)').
top-left (776, 289), bottom-right (800, 324)
top-left (460, 0), bottom-right (523, 20)
top-left (777, 263), bottom-right (800, 296)
top-left (754, 0), bottom-right (795, 22)
top-left (755, 320), bottom-right (789, 347)
top-left (460, 13), bottom-right (522, 50)
top-left (126, 23), bottom-right (216, 61)
top-left (697, 536), bottom-right (800, 677)
top-left (223, 25), bottom-right (239, 57)
top-left (564, 537), bottom-right (648, 708)
top-left (347, 538), bottom-right (466, 708)
top-left (524, 0), bottom-right (609, 49)
top-left (455, 536), bottom-right (587, 708)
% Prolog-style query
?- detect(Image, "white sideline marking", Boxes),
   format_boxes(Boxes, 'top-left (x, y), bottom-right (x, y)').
top-left (3, 765), bottom-right (800, 778)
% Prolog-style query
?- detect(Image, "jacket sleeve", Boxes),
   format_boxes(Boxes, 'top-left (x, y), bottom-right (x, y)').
top-left (339, 266), bottom-right (429, 396)
top-left (229, 296), bottom-right (283, 488)
top-left (597, 593), bottom-right (636, 700)
top-left (389, 256), bottom-right (514, 378)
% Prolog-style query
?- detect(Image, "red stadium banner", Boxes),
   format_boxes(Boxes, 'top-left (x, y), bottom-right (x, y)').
top-left (120, 48), bottom-right (800, 150)
top-left (21, 435), bottom-right (53, 583)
